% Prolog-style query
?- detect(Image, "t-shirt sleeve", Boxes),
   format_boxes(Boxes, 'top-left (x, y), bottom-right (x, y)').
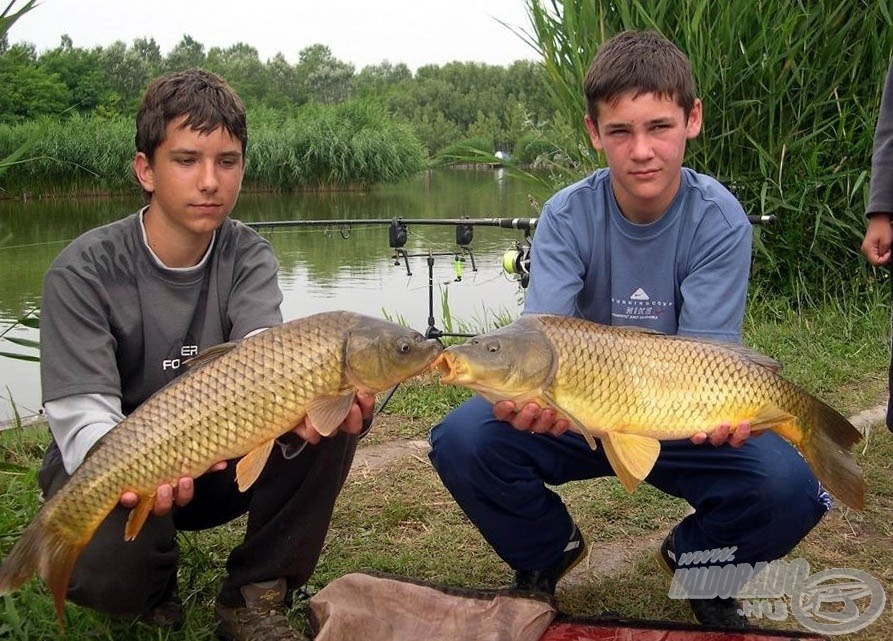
top-left (523, 202), bottom-right (586, 317)
top-left (868, 63), bottom-right (893, 216)
top-left (40, 266), bottom-right (122, 404)
top-left (227, 235), bottom-right (284, 340)
top-left (676, 216), bottom-right (752, 343)
top-left (44, 393), bottom-right (124, 474)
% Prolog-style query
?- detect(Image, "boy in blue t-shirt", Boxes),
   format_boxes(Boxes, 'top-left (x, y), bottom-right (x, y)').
top-left (429, 30), bottom-right (828, 629)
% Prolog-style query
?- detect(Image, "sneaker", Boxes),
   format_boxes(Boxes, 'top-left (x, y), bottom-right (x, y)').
top-left (138, 592), bottom-right (185, 629)
top-left (215, 578), bottom-right (309, 641)
top-left (510, 524), bottom-right (586, 595)
top-left (658, 526), bottom-right (747, 629)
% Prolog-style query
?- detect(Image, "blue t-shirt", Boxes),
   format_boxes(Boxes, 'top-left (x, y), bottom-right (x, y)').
top-left (524, 167), bottom-right (751, 343)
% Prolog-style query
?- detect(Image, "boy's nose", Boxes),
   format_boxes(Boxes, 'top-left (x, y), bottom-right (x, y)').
top-left (198, 161), bottom-right (219, 191)
top-left (630, 133), bottom-right (653, 160)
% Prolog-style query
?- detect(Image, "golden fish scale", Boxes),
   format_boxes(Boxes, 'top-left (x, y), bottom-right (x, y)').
top-left (43, 313), bottom-right (354, 542)
top-left (536, 316), bottom-right (812, 439)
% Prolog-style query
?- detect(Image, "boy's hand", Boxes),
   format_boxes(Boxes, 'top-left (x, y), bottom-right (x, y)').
top-left (120, 461), bottom-right (228, 516)
top-left (292, 392), bottom-right (376, 444)
top-left (861, 214), bottom-right (893, 266)
top-left (493, 400), bottom-right (571, 437)
top-left (691, 421), bottom-right (752, 447)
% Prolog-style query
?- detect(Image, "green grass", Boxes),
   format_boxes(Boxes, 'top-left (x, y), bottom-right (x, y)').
top-left (1, 290), bottom-right (891, 639)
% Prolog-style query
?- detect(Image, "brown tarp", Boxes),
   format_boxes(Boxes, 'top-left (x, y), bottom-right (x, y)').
top-left (309, 572), bottom-right (556, 641)
top-left (309, 573), bottom-right (830, 641)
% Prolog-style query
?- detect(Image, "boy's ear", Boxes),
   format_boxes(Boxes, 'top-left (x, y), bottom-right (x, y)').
top-left (133, 152), bottom-right (155, 194)
top-left (685, 99), bottom-right (703, 139)
top-left (584, 114), bottom-right (604, 151)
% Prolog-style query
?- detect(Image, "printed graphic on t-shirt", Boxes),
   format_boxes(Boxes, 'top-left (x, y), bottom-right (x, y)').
top-left (162, 342), bottom-right (198, 372)
top-left (611, 288), bottom-right (673, 323)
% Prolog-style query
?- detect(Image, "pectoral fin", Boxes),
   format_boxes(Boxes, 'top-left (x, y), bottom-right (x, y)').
top-left (566, 416), bottom-right (598, 450)
top-left (308, 390), bottom-right (357, 436)
top-left (541, 391), bottom-right (598, 450)
top-left (601, 432), bottom-right (661, 493)
top-left (236, 439), bottom-right (275, 492)
top-left (124, 493), bottom-right (156, 541)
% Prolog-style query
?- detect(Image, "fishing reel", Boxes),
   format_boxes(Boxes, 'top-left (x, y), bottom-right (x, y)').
top-left (502, 242), bottom-right (531, 288)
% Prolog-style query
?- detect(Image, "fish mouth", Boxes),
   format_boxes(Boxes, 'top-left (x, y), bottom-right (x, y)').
top-left (433, 352), bottom-right (463, 384)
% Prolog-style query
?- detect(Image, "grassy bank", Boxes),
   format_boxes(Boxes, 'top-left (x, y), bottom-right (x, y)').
top-left (1, 289), bottom-right (891, 639)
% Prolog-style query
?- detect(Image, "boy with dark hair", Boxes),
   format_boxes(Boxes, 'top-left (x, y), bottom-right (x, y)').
top-left (38, 69), bottom-right (370, 641)
top-left (429, 30), bottom-right (829, 629)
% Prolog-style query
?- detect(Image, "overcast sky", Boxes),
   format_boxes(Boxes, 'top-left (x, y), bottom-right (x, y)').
top-left (8, 0), bottom-right (539, 70)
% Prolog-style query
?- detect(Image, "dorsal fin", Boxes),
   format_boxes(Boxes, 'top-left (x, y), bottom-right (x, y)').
top-left (183, 342), bottom-right (239, 370)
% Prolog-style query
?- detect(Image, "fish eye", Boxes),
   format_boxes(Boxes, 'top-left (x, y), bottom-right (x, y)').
top-left (486, 341), bottom-right (500, 353)
top-left (397, 339), bottom-right (411, 353)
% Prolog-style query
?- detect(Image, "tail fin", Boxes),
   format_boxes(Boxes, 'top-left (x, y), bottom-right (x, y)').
top-left (0, 508), bottom-right (84, 624)
top-left (780, 400), bottom-right (865, 510)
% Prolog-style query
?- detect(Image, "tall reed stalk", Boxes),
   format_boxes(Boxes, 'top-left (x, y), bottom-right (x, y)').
top-left (523, 0), bottom-right (893, 300)
top-left (0, 101), bottom-right (424, 197)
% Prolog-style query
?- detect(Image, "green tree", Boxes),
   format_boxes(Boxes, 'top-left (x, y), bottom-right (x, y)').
top-left (165, 34), bottom-right (206, 71)
top-left (206, 42), bottom-right (269, 106)
top-left (37, 36), bottom-right (106, 112)
top-left (0, 43), bottom-right (69, 121)
top-left (100, 40), bottom-right (154, 112)
top-left (296, 44), bottom-right (355, 104)
top-left (266, 52), bottom-right (305, 110)
top-left (353, 60), bottom-right (412, 97)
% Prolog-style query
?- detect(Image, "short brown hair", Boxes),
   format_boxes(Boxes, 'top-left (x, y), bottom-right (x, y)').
top-left (583, 30), bottom-right (696, 124)
top-left (135, 69), bottom-right (247, 160)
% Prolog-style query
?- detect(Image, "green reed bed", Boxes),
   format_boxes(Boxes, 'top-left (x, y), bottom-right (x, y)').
top-left (524, 0), bottom-right (893, 299)
top-left (0, 100), bottom-right (424, 198)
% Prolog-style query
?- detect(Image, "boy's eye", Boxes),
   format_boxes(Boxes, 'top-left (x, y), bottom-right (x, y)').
top-left (175, 157), bottom-right (196, 165)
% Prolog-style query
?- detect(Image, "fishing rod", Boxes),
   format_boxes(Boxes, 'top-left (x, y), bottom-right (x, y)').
top-left (246, 216), bottom-right (539, 232)
top-left (248, 216), bottom-right (540, 340)
top-left (247, 214), bottom-right (775, 341)
top-left (245, 213), bottom-right (771, 232)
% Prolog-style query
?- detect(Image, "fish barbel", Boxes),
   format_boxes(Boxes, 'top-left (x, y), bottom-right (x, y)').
top-left (0, 311), bottom-right (443, 622)
top-left (434, 314), bottom-right (864, 510)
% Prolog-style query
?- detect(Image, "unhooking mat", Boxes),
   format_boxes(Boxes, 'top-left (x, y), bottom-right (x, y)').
top-left (308, 572), bottom-right (830, 641)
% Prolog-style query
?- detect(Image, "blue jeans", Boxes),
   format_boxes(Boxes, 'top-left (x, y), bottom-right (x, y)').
top-left (429, 396), bottom-right (829, 573)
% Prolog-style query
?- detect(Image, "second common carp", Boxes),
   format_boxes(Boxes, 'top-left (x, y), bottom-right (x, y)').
top-left (0, 311), bottom-right (443, 623)
top-left (434, 314), bottom-right (864, 511)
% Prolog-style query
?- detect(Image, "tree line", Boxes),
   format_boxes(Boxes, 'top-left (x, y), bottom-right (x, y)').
top-left (0, 33), bottom-right (556, 160)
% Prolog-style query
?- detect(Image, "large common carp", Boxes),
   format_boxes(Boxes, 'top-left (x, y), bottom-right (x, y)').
top-left (434, 314), bottom-right (865, 511)
top-left (0, 311), bottom-right (442, 622)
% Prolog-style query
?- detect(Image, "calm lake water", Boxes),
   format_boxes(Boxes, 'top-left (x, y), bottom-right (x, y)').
top-left (0, 169), bottom-right (539, 423)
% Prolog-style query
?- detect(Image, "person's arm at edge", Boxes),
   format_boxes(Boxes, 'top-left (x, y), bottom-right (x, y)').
top-left (862, 63), bottom-right (893, 266)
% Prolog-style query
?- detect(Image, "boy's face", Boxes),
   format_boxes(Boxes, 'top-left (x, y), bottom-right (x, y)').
top-left (134, 116), bottom-right (245, 242)
top-left (585, 91), bottom-right (701, 224)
